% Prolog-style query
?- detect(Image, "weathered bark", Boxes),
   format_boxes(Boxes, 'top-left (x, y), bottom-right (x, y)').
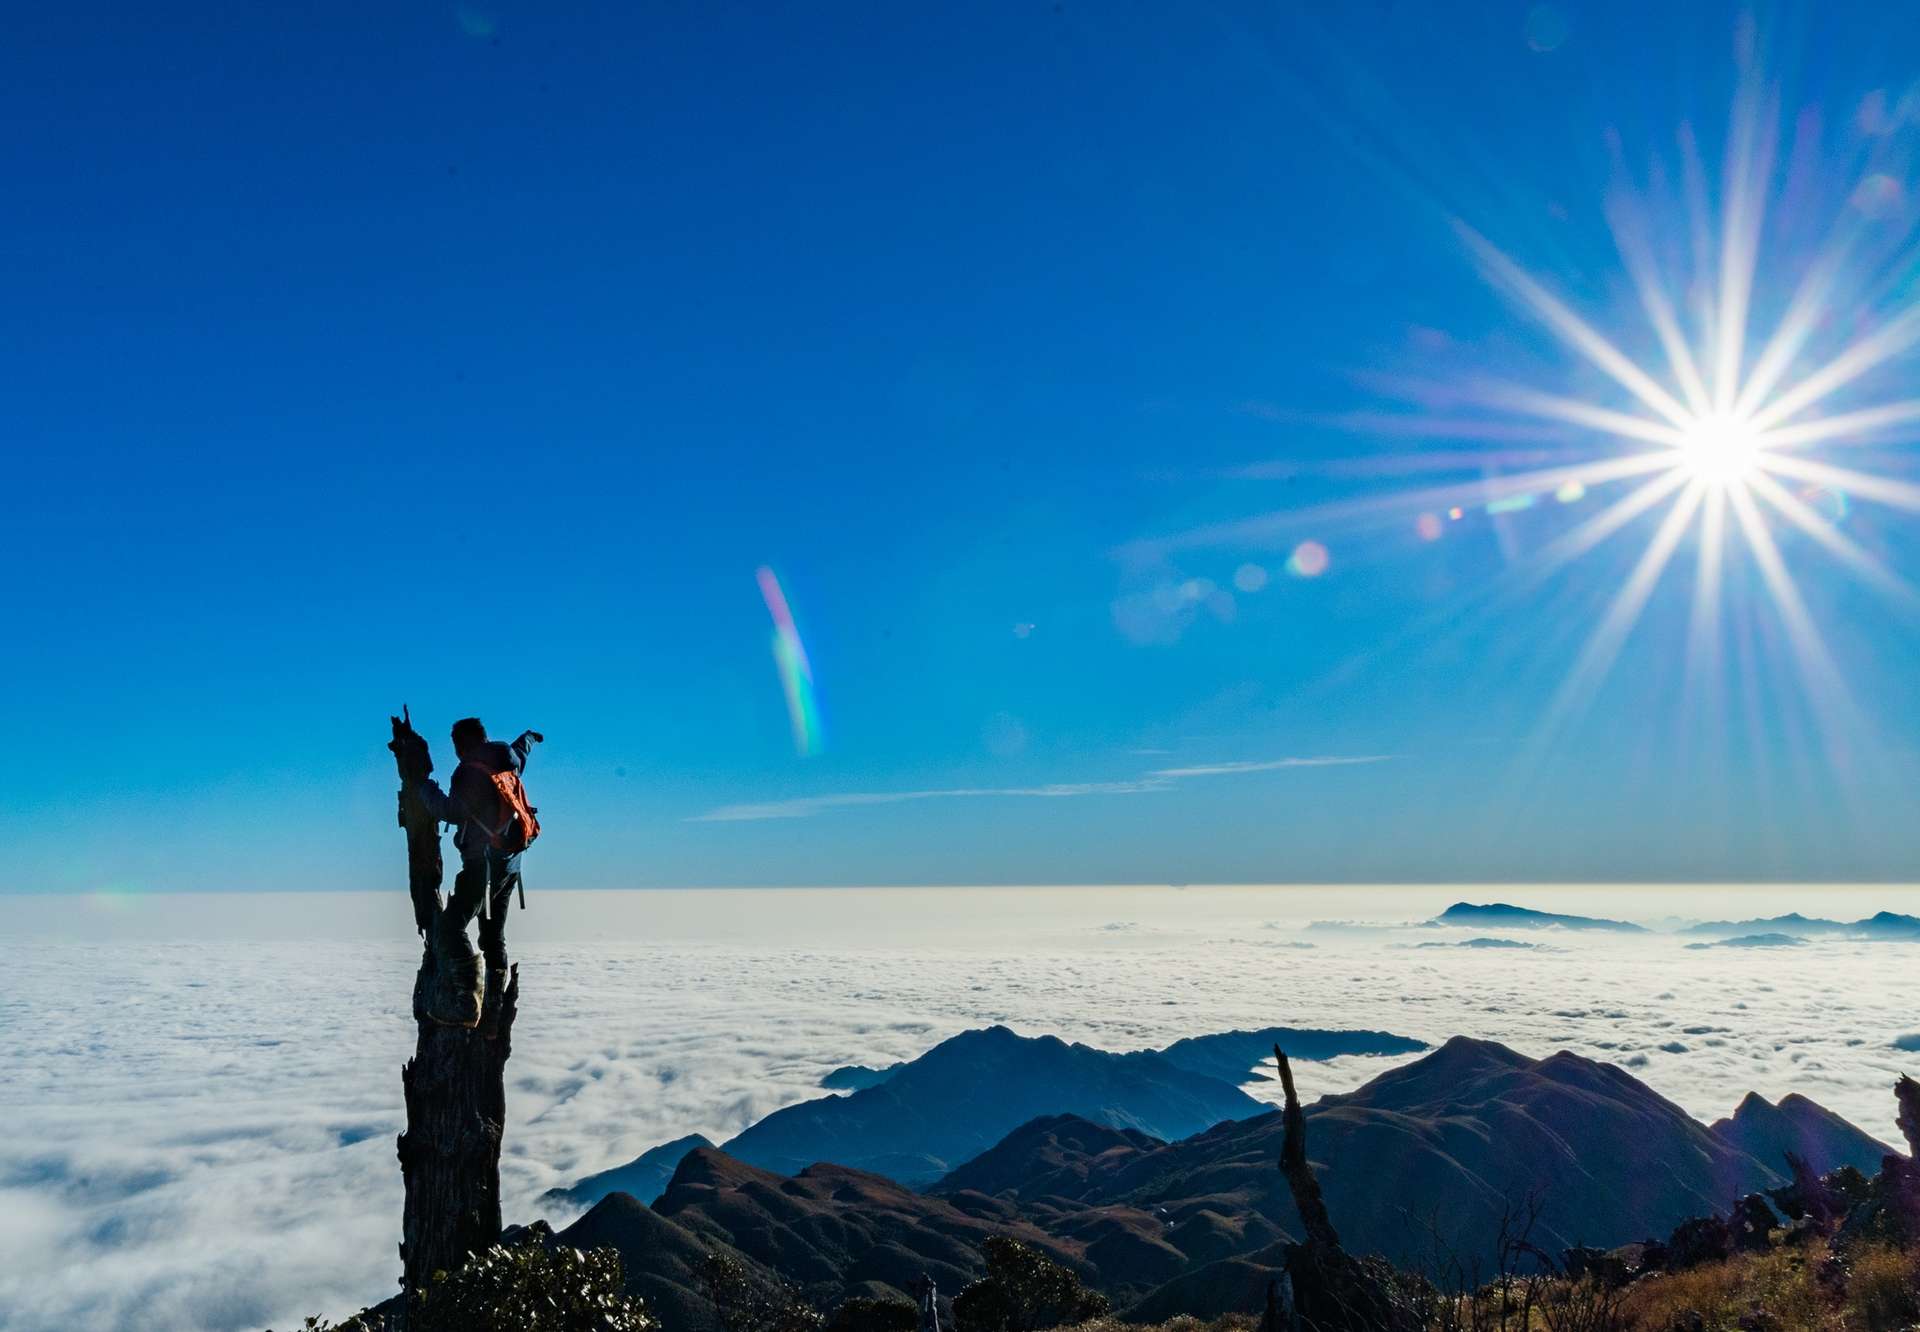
top-left (391, 708), bottom-right (443, 938)
top-left (1273, 1046), bottom-right (1339, 1249)
top-left (389, 711), bottom-right (519, 1307)
top-left (1779, 1150), bottom-right (1843, 1229)
top-left (1271, 1045), bottom-right (1411, 1332)
top-left (1897, 1075), bottom-right (1920, 1158)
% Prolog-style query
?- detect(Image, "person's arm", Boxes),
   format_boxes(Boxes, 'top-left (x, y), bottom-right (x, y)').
top-left (414, 776), bottom-right (456, 824)
top-left (509, 729), bottom-right (543, 773)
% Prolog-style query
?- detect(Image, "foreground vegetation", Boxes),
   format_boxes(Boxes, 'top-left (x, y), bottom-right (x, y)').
top-left (1398, 1240), bottom-right (1920, 1331)
top-left (290, 1229), bottom-right (1920, 1332)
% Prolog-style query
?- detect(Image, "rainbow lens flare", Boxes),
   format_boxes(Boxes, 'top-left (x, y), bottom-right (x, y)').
top-left (756, 566), bottom-right (824, 757)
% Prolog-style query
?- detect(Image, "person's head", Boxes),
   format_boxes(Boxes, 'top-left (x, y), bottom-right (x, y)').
top-left (450, 717), bottom-right (487, 760)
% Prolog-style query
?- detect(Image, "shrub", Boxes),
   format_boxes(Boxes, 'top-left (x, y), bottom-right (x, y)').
top-left (409, 1242), bottom-right (660, 1332)
top-left (828, 1296), bottom-right (920, 1332)
top-left (1615, 1248), bottom-right (1824, 1331)
top-left (954, 1236), bottom-right (1109, 1332)
top-left (1840, 1243), bottom-right (1920, 1332)
top-left (700, 1248), bottom-right (827, 1332)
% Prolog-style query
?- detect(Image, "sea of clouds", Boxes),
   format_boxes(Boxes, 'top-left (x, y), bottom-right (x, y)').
top-left (8, 884), bottom-right (1920, 1332)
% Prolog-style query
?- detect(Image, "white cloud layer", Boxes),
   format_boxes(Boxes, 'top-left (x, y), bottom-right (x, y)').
top-left (9, 884), bottom-right (1920, 1331)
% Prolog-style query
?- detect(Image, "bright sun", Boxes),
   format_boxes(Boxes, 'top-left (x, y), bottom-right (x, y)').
top-left (1676, 413), bottom-right (1764, 487)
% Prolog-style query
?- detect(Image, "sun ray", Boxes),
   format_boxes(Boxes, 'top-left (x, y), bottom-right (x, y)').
top-left (1745, 301), bottom-right (1920, 432)
top-left (1725, 484), bottom-right (1855, 745)
top-left (1757, 452), bottom-right (1920, 512)
top-left (1136, 451), bottom-right (1680, 557)
top-left (1604, 178), bottom-right (1713, 415)
top-left (1517, 466), bottom-right (1693, 588)
top-left (1542, 485), bottom-right (1705, 733)
top-left (1474, 381), bottom-right (1693, 448)
top-left (1677, 121), bottom-right (1719, 386)
top-left (1730, 243), bottom-right (1852, 420)
top-left (1454, 222), bottom-right (1696, 429)
top-left (1683, 486), bottom-right (1729, 697)
top-left (1753, 399), bottom-right (1920, 451)
top-left (1712, 83), bottom-right (1776, 415)
top-left (1542, 480), bottom-right (1705, 731)
top-left (1744, 469), bottom-right (1918, 604)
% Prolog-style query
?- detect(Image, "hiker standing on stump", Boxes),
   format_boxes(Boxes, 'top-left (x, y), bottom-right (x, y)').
top-left (413, 717), bottom-right (542, 1025)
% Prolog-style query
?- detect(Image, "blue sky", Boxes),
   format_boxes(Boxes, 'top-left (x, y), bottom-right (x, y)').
top-left (10, 1), bottom-right (1920, 892)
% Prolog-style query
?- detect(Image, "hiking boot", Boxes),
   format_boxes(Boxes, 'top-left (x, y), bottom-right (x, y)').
top-left (480, 967), bottom-right (511, 1038)
top-left (426, 951), bottom-right (484, 1028)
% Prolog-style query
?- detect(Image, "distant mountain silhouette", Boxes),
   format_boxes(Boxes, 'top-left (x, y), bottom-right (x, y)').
top-left (1685, 933), bottom-right (1805, 950)
top-left (1682, 911), bottom-right (1920, 940)
top-left (1147, 1026), bottom-right (1426, 1085)
top-left (1709, 1091), bottom-right (1891, 1176)
top-left (1856, 911), bottom-right (1920, 939)
top-left (1681, 912), bottom-right (1853, 938)
top-left (1431, 902), bottom-right (1648, 932)
top-left (820, 1063), bottom-right (904, 1091)
top-left (818, 1026), bottom-right (1423, 1094)
top-left (542, 1133), bottom-right (714, 1209)
top-left (720, 1025), bottom-right (1266, 1184)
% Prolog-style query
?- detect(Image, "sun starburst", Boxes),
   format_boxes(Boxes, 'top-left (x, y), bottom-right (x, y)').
top-left (1368, 88), bottom-right (1920, 743)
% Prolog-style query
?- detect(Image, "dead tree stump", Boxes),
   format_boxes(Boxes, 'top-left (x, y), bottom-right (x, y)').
top-left (389, 711), bottom-right (520, 1306)
top-left (1272, 1045), bottom-right (1412, 1332)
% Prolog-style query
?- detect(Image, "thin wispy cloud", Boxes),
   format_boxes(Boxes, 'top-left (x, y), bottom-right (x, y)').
top-left (689, 781), bottom-right (1166, 823)
top-left (689, 754), bottom-right (1390, 823)
top-left (1147, 755), bottom-right (1390, 779)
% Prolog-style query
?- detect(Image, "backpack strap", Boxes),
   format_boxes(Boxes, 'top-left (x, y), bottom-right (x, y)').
top-left (452, 760), bottom-right (513, 847)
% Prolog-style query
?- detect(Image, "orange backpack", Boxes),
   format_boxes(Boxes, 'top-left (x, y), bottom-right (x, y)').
top-left (467, 765), bottom-right (541, 854)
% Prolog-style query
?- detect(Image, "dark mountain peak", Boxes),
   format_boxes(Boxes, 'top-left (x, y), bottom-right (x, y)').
top-left (1420, 1034), bottom-right (1533, 1075)
top-left (821, 1062), bottom-right (903, 1091)
top-left (719, 1024), bottom-right (1264, 1185)
top-left (1683, 914), bottom-right (1845, 937)
top-left (1155, 1026), bottom-right (1428, 1085)
top-left (930, 1112), bottom-right (1165, 1200)
top-left (1323, 1036), bottom-right (1534, 1115)
top-left (946, 1023), bottom-right (1032, 1048)
top-left (541, 1132), bottom-right (715, 1211)
top-left (663, 1145), bottom-right (784, 1197)
top-left (572, 1189), bottom-right (650, 1229)
top-left (1860, 911), bottom-right (1920, 936)
top-left (1438, 1033), bottom-right (1528, 1059)
top-left (1710, 1090), bottom-right (1890, 1177)
top-left (1433, 902), bottom-right (1647, 932)
top-left (556, 1180), bottom-right (782, 1332)
top-left (909, 1025), bottom-right (1070, 1070)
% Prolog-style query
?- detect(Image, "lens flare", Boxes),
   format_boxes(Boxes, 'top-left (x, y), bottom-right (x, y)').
top-left (1141, 66), bottom-right (1920, 755)
top-left (1287, 540), bottom-right (1331, 578)
top-left (755, 566), bottom-right (824, 757)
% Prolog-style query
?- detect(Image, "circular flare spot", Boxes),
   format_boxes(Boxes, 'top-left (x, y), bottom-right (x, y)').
top-left (1287, 541), bottom-right (1330, 578)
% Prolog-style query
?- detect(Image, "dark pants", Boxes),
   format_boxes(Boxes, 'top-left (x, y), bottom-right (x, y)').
top-left (443, 847), bottom-right (521, 970)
